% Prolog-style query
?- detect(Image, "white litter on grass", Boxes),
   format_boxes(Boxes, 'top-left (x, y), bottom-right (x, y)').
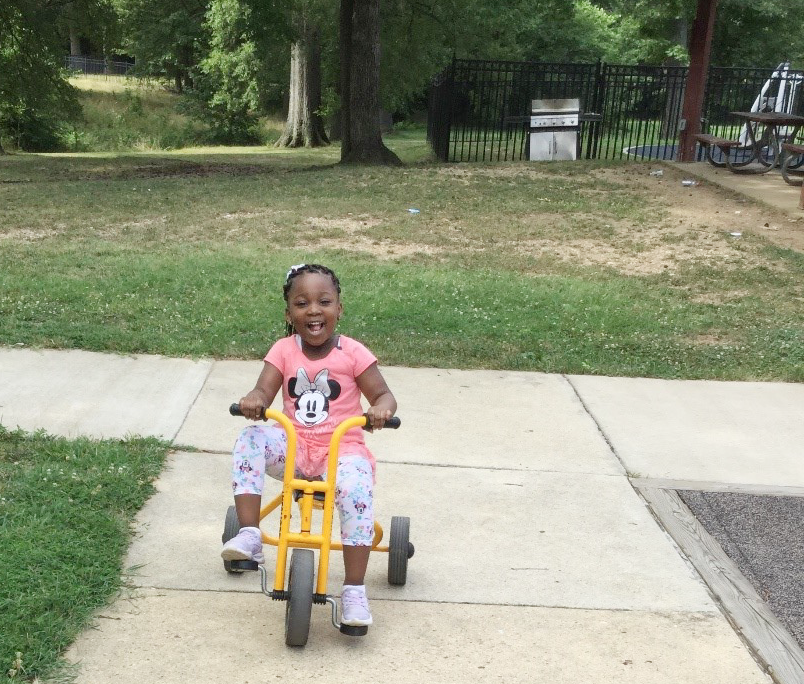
top-left (408, 208), bottom-right (420, 214)
top-left (650, 169), bottom-right (664, 177)
top-left (730, 232), bottom-right (742, 237)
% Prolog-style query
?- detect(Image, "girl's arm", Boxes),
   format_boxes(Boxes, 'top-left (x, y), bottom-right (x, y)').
top-left (239, 362), bottom-right (283, 421)
top-left (356, 362), bottom-right (397, 430)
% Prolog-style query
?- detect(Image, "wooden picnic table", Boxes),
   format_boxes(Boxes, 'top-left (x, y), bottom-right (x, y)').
top-left (724, 111), bottom-right (804, 173)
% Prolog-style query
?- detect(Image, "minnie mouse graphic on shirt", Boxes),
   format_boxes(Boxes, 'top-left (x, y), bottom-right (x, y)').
top-left (288, 368), bottom-right (342, 427)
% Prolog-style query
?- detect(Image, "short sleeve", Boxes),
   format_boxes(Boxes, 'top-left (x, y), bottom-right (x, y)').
top-left (264, 337), bottom-right (291, 375)
top-left (344, 337), bottom-right (378, 376)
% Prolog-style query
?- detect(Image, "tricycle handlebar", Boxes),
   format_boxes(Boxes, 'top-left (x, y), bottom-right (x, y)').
top-left (228, 403), bottom-right (400, 430)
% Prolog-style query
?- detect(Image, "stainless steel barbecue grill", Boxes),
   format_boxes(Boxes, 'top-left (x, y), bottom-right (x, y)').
top-left (529, 98), bottom-right (581, 161)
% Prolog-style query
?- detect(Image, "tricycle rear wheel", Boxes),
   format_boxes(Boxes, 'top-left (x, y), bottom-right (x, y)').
top-left (285, 549), bottom-right (315, 647)
top-left (388, 516), bottom-right (413, 586)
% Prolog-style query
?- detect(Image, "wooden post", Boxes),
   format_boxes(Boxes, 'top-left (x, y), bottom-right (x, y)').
top-left (678, 0), bottom-right (720, 162)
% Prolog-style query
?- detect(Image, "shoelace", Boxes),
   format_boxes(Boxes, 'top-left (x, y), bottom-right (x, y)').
top-left (342, 590), bottom-right (368, 612)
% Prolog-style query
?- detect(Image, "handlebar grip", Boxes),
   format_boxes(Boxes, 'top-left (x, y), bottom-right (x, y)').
top-left (362, 415), bottom-right (401, 430)
top-left (229, 403), bottom-right (243, 416)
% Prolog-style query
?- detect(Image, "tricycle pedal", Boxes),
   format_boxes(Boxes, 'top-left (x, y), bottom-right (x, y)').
top-left (229, 559), bottom-right (259, 572)
top-left (340, 624), bottom-right (369, 637)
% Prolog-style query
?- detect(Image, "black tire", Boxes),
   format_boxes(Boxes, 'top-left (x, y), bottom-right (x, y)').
top-left (388, 516), bottom-right (411, 586)
top-left (222, 505), bottom-right (241, 574)
top-left (285, 549), bottom-right (315, 647)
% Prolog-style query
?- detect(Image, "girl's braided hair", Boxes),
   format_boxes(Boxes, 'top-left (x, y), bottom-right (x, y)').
top-left (283, 264), bottom-right (341, 336)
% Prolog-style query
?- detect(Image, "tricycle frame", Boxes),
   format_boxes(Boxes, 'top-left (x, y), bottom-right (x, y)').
top-left (256, 410), bottom-right (390, 600)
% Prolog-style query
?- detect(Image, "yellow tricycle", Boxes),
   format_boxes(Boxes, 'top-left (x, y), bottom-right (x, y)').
top-left (223, 405), bottom-right (413, 647)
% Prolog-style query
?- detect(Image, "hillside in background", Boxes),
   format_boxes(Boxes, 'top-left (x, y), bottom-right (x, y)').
top-left (66, 76), bottom-right (284, 152)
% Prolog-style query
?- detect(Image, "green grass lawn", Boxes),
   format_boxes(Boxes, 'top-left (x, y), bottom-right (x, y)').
top-left (0, 427), bottom-right (170, 682)
top-left (1, 143), bottom-right (802, 381)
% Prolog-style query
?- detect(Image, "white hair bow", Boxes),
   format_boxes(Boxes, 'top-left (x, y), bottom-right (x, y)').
top-left (286, 264), bottom-right (306, 282)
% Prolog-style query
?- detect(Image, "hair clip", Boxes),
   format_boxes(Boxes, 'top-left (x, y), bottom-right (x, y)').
top-left (285, 263), bottom-right (306, 282)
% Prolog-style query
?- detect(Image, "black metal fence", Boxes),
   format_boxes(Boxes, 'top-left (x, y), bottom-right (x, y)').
top-left (428, 59), bottom-right (804, 162)
top-left (64, 56), bottom-right (135, 76)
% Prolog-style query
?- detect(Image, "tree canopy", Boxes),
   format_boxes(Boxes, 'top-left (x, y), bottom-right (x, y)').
top-left (0, 1), bottom-right (82, 151)
top-left (3, 0), bottom-right (804, 152)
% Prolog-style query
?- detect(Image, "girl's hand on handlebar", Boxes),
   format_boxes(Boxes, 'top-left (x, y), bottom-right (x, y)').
top-left (239, 391), bottom-right (267, 421)
top-left (365, 406), bottom-right (393, 431)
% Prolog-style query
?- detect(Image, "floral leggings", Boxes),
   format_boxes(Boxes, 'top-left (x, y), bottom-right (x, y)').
top-left (231, 425), bottom-right (374, 546)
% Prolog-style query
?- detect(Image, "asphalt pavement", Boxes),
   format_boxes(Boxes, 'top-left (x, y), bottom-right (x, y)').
top-left (2, 346), bottom-right (803, 684)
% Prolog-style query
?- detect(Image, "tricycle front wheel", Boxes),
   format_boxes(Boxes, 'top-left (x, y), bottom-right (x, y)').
top-left (285, 548), bottom-right (315, 647)
top-left (222, 505), bottom-right (241, 574)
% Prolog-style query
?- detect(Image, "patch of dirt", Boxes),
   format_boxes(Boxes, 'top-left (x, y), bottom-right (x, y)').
top-left (266, 163), bottom-right (804, 271)
top-left (436, 165), bottom-right (557, 180)
top-left (511, 236), bottom-right (770, 276)
top-left (110, 162), bottom-right (277, 180)
top-left (295, 214), bottom-right (438, 259)
top-left (0, 228), bottom-right (61, 241)
top-left (686, 332), bottom-right (733, 345)
top-left (304, 215), bottom-right (383, 232)
top-left (592, 163), bottom-right (804, 254)
top-left (10, 162), bottom-right (279, 182)
top-left (435, 163), bottom-right (804, 270)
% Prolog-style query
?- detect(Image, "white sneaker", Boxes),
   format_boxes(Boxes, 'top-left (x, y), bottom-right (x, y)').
top-left (221, 527), bottom-right (264, 564)
top-left (341, 585), bottom-right (373, 626)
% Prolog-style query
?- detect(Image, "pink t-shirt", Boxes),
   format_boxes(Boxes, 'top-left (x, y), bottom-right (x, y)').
top-left (265, 334), bottom-right (378, 477)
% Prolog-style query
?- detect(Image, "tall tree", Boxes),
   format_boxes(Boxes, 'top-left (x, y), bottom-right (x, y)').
top-left (599, 0), bottom-right (804, 67)
top-left (64, 2), bottom-right (84, 56)
top-left (339, 0), bottom-right (400, 164)
top-left (58, 0), bottom-right (121, 62)
top-left (275, 7), bottom-right (329, 148)
top-left (0, 0), bottom-right (81, 151)
top-left (712, 0), bottom-right (804, 66)
top-left (114, 0), bottom-right (206, 91)
top-left (193, 0), bottom-right (264, 142)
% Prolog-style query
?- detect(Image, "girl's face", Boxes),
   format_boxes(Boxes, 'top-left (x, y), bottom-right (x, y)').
top-left (285, 272), bottom-right (342, 349)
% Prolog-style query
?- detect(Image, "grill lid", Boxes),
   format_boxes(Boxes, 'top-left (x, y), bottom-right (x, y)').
top-left (531, 98), bottom-right (580, 115)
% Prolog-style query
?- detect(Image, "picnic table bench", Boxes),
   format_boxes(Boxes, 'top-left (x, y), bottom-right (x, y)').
top-left (693, 133), bottom-right (744, 168)
top-left (780, 142), bottom-right (804, 186)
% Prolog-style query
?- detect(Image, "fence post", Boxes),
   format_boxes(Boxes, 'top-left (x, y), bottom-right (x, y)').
top-left (586, 59), bottom-right (605, 159)
top-left (442, 56), bottom-right (456, 162)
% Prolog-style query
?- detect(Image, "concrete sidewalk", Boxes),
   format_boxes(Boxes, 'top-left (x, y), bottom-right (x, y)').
top-left (3, 347), bottom-right (804, 683)
top-left (670, 161), bottom-right (804, 219)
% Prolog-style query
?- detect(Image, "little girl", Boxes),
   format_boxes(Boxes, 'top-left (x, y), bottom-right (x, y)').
top-left (222, 263), bottom-right (397, 627)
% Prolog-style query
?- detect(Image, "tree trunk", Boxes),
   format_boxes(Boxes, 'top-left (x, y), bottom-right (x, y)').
top-left (66, 2), bottom-right (81, 57)
top-left (339, 0), bottom-right (400, 164)
top-left (178, 44), bottom-right (194, 94)
top-left (276, 18), bottom-right (329, 148)
top-left (69, 25), bottom-right (81, 57)
top-left (660, 17), bottom-right (689, 140)
top-left (337, 0), bottom-right (352, 151)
